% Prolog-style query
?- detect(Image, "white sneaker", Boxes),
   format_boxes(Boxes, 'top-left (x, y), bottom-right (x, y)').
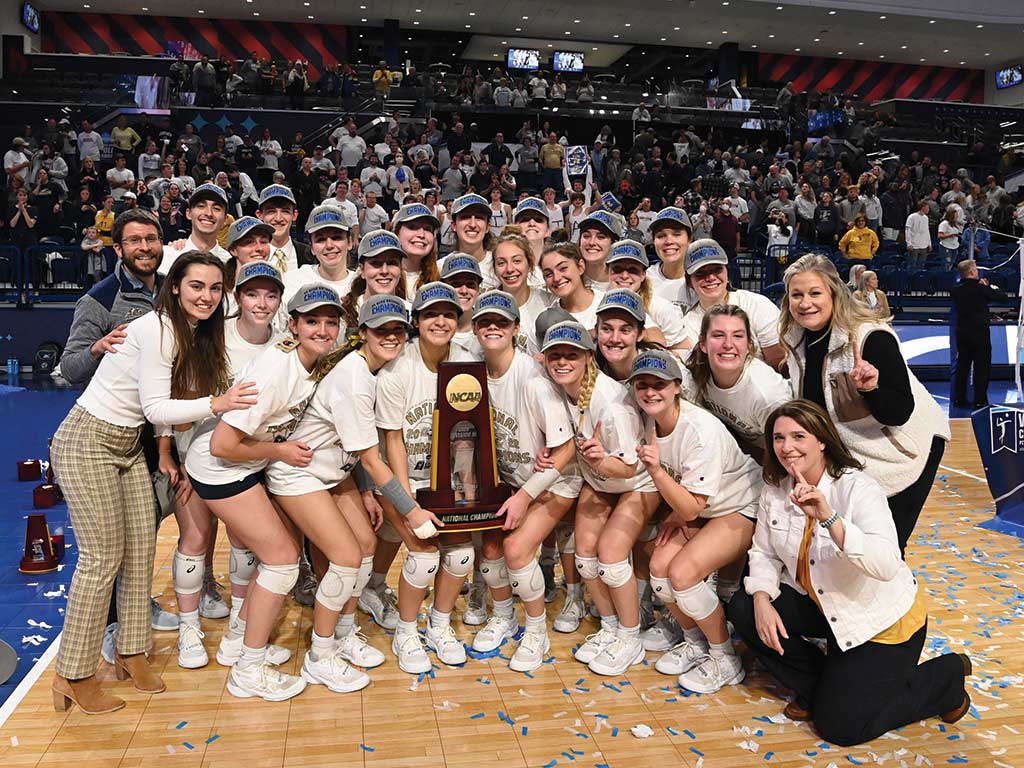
top-left (177, 623), bottom-right (209, 669)
top-left (425, 622), bottom-right (468, 665)
top-left (463, 582), bottom-right (488, 626)
top-left (588, 635), bottom-right (645, 676)
top-left (655, 639), bottom-right (709, 675)
top-left (228, 662), bottom-right (307, 701)
top-left (391, 631), bottom-right (431, 674)
top-left (215, 633), bottom-right (292, 667)
top-left (678, 652), bottom-right (745, 694)
top-left (151, 598), bottom-right (179, 631)
top-left (300, 649), bottom-right (370, 693)
top-left (553, 594), bottom-right (586, 633)
top-left (472, 614), bottom-right (519, 653)
top-left (100, 622), bottom-right (118, 665)
top-left (199, 579), bottom-right (230, 619)
top-left (510, 630), bottom-right (550, 672)
top-left (641, 612), bottom-right (683, 651)
top-left (573, 626), bottom-right (617, 664)
top-left (358, 582), bottom-right (399, 630)
top-left (336, 627), bottom-right (386, 669)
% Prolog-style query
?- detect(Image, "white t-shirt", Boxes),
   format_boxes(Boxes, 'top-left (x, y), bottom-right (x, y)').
top-left (159, 237), bottom-right (230, 275)
top-left (282, 264), bottom-right (356, 313)
top-left (649, 400), bottom-right (761, 519)
top-left (514, 287), bottom-right (555, 355)
top-left (546, 203), bottom-right (565, 232)
top-left (726, 195), bottom-right (749, 221)
top-left (680, 290), bottom-right (781, 353)
top-left (647, 263), bottom-right (696, 311)
top-left (550, 289), bottom-right (605, 333)
top-left (362, 203), bottom-right (390, 232)
top-left (697, 358), bottom-right (791, 451)
top-left (375, 341), bottom-right (475, 491)
top-left (321, 196), bottom-right (360, 229)
top-left (257, 139), bottom-right (282, 170)
top-left (489, 203), bottom-right (510, 237)
top-left (566, 207), bottom-right (588, 243)
top-left (197, 343), bottom-right (318, 484)
top-left (938, 220), bottom-right (960, 249)
top-left (635, 210), bottom-right (657, 243)
top-left (336, 134), bottom-right (367, 167)
top-left (185, 318), bottom-right (283, 483)
top-left (563, 372), bottom-right (655, 494)
top-left (106, 167), bottom-right (135, 200)
top-left (647, 294), bottom-right (687, 347)
top-left (489, 351), bottom-right (580, 498)
top-left (452, 330), bottom-right (484, 360)
top-left (530, 77), bottom-right (549, 99)
top-left (266, 349), bottom-right (379, 495)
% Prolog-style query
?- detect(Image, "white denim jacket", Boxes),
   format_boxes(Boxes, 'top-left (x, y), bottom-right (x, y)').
top-left (744, 468), bottom-right (918, 650)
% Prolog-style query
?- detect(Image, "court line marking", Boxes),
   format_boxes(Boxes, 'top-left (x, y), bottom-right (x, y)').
top-left (938, 464), bottom-right (987, 484)
top-left (0, 633), bottom-right (61, 728)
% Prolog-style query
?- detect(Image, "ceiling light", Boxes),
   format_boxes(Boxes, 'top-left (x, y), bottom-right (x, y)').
top-left (413, 20), bottom-right (419, 24)
top-left (768, 34), bottom-right (775, 38)
top-left (253, 11), bottom-right (259, 15)
top-left (469, 11), bottom-right (475, 15)
top-left (828, 9), bottom-right (836, 14)
top-left (624, 22), bottom-right (631, 27)
top-left (837, 51), bottom-right (843, 55)
top-left (660, 37), bottom-right (666, 41)
top-left (360, 3), bottom-right (366, 7)
top-left (920, 57), bottom-right (926, 61)
top-left (360, 18), bottom-right (367, 22)
top-left (879, 54), bottom-right (885, 59)
top-left (522, 15), bottom-right (528, 19)
top-left (515, 27), bottom-right (521, 31)
top-left (751, 43), bottom-right (758, 48)
top-left (547, 44), bottom-right (552, 47)
top-left (879, 14), bottom-right (886, 19)
top-left (985, 52), bottom-right (991, 56)
top-left (943, 48), bottom-right (949, 53)
top-left (706, 40), bottom-right (713, 45)
top-left (307, 14), bottom-right (313, 18)
top-left (592, 47), bottom-right (598, 51)
top-left (415, 8), bottom-right (421, 12)
top-left (722, 1), bottom-right (729, 4)
top-left (960, 61), bottom-right (965, 64)
top-left (976, 24), bottom-right (983, 28)
top-left (465, 24), bottom-right (471, 28)
top-left (674, 26), bottom-right (680, 30)
top-left (722, 30), bottom-right (728, 34)
top-left (929, 19), bottom-right (935, 23)
top-left (900, 45), bottom-right (908, 49)
top-left (492, 53), bottom-right (498, 57)
top-left (197, 8), bottom-right (204, 12)
top-left (501, 41), bottom-right (506, 44)
top-left (613, 34), bottom-right (619, 38)
top-left (574, 18), bottom-right (580, 23)
top-left (813, 37), bottom-right (820, 42)
top-left (564, 31), bottom-right (570, 35)
top-left (794, 48), bottom-right (801, 52)
top-left (303, 1), bottom-right (309, 5)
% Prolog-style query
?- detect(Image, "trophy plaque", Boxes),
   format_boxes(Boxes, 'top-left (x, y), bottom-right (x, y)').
top-left (417, 362), bottom-right (511, 532)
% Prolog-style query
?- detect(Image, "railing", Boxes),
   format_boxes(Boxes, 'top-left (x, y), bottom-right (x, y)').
top-left (0, 244), bottom-right (93, 306)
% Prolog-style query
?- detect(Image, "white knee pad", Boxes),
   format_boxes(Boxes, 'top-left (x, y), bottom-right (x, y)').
top-left (172, 550), bottom-right (205, 595)
top-left (480, 558), bottom-right (510, 589)
top-left (255, 561), bottom-right (300, 596)
top-left (556, 525), bottom-right (576, 555)
top-left (575, 554), bottom-right (599, 581)
top-left (673, 580), bottom-right (719, 622)
top-left (353, 555), bottom-right (373, 599)
top-left (650, 575), bottom-right (673, 606)
top-left (440, 542), bottom-right (475, 579)
top-left (315, 563), bottom-right (359, 612)
top-left (378, 518), bottom-right (402, 544)
top-left (229, 546), bottom-right (258, 588)
top-left (402, 549), bottom-right (440, 590)
top-left (510, 560), bottom-right (546, 603)
top-left (598, 559), bottom-right (633, 589)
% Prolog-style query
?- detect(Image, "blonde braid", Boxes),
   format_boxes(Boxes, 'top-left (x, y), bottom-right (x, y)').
top-left (312, 332), bottom-right (364, 381)
top-left (577, 357), bottom-right (599, 415)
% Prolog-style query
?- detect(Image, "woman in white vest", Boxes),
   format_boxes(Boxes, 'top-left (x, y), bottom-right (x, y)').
top-left (728, 399), bottom-right (970, 744)
top-left (779, 254), bottom-right (949, 555)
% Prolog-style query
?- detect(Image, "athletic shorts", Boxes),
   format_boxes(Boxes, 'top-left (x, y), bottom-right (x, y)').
top-left (188, 470), bottom-right (264, 501)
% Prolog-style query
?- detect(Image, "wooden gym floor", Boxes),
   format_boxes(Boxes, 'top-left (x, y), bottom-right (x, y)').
top-left (1, 419), bottom-right (1022, 768)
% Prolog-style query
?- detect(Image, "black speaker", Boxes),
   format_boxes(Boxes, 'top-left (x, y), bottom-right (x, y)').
top-left (34, 342), bottom-right (62, 375)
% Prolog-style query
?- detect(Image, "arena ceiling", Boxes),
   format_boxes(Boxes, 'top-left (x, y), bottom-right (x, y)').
top-left (38, 0), bottom-right (1023, 69)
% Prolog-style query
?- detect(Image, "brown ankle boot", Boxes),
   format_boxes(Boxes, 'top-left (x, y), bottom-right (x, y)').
top-left (115, 653), bottom-right (166, 694)
top-left (52, 674), bottom-right (125, 714)
top-left (783, 697), bottom-right (812, 722)
top-left (941, 692), bottom-right (971, 724)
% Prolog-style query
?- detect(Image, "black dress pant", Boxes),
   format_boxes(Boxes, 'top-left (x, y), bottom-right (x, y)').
top-left (888, 435), bottom-right (945, 557)
top-left (728, 585), bottom-right (965, 747)
top-left (954, 329), bottom-right (991, 406)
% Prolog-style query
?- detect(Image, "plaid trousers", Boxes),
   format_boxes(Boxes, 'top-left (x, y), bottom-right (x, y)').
top-left (51, 405), bottom-right (156, 679)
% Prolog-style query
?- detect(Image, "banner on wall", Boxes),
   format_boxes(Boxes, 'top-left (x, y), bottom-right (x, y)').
top-left (973, 405), bottom-right (1024, 538)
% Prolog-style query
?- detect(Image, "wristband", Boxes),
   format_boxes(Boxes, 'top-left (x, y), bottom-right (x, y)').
top-left (352, 462), bottom-right (374, 493)
top-left (379, 476), bottom-right (417, 517)
top-left (819, 510), bottom-right (840, 529)
top-left (522, 467), bottom-right (561, 499)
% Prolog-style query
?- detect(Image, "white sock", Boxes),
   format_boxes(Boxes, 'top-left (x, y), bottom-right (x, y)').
top-left (367, 572), bottom-right (387, 591)
top-left (237, 644), bottom-right (266, 669)
top-left (567, 582), bottom-right (583, 600)
top-left (708, 638), bottom-right (735, 659)
top-left (618, 622), bottom-right (640, 639)
top-left (430, 607), bottom-right (451, 630)
top-left (229, 597), bottom-right (244, 626)
top-left (396, 618), bottom-right (418, 636)
top-left (600, 615), bottom-right (619, 633)
top-left (179, 609), bottom-right (200, 628)
top-left (525, 613), bottom-right (547, 633)
top-left (310, 631), bottom-right (336, 662)
top-left (227, 615), bottom-right (246, 641)
top-left (493, 597), bottom-right (515, 620)
top-left (336, 612), bottom-right (356, 637)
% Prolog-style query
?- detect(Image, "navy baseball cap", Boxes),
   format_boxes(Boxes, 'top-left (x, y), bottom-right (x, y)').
top-left (650, 206), bottom-right (693, 234)
top-left (606, 239), bottom-right (650, 268)
top-left (627, 349), bottom-right (684, 382)
top-left (596, 288), bottom-right (646, 327)
top-left (258, 183), bottom-right (296, 207)
top-left (189, 182), bottom-right (228, 208)
top-left (472, 290), bottom-right (520, 323)
top-left (235, 261), bottom-right (284, 291)
top-left (358, 294), bottom-right (410, 329)
top-left (226, 216), bottom-right (274, 249)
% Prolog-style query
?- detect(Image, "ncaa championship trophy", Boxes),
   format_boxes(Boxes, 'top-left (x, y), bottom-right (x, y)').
top-left (417, 362), bottom-right (511, 532)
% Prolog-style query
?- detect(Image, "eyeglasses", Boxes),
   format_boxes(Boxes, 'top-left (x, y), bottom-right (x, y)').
top-left (121, 235), bottom-right (163, 246)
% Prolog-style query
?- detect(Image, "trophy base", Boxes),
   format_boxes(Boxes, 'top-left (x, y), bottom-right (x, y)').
top-left (417, 484), bottom-right (513, 532)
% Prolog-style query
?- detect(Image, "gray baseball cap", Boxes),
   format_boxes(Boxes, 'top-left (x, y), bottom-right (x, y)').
top-left (358, 229), bottom-right (403, 261)
top-left (234, 261), bottom-right (284, 291)
top-left (596, 288), bottom-right (646, 327)
top-left (451, 193), bottom-right (490, 219)
top-left (472, 290), bottom-right (520, 323)
top-left (534, 306), bottom-right (575, 348)
top-left (286, 283), bottom-right (343, 315)
top-left (226, 216), bottom-right (274, 249)
top-left (189, 182), bottom-right (228, 208)
top-left (627, 349), bottom-right (684, 382)
top-left (579, 209), bottom-right (624, 239)
top-left (541, 320), bottom-right (596, 353)
top-left (684, 238), bottom-right (729, 275)
top-left (358, 294), bottom-right (410, 329)
top-left (440, 253), bottom-right (483, 282)
top-left (394, 202), bottom-right (440, 230)
top-left (258, 183), bottom-right (296, 207)
top-left (606, 239), bottom-right (650, 268)
top-left (305, 204), bottom-right (350, 234)
top-left (649, 206), bottom-right (693, 234)
top-left (412, 281), bottom-right (463, 316)
top-left (513, 197), bottom-right (548, 222)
